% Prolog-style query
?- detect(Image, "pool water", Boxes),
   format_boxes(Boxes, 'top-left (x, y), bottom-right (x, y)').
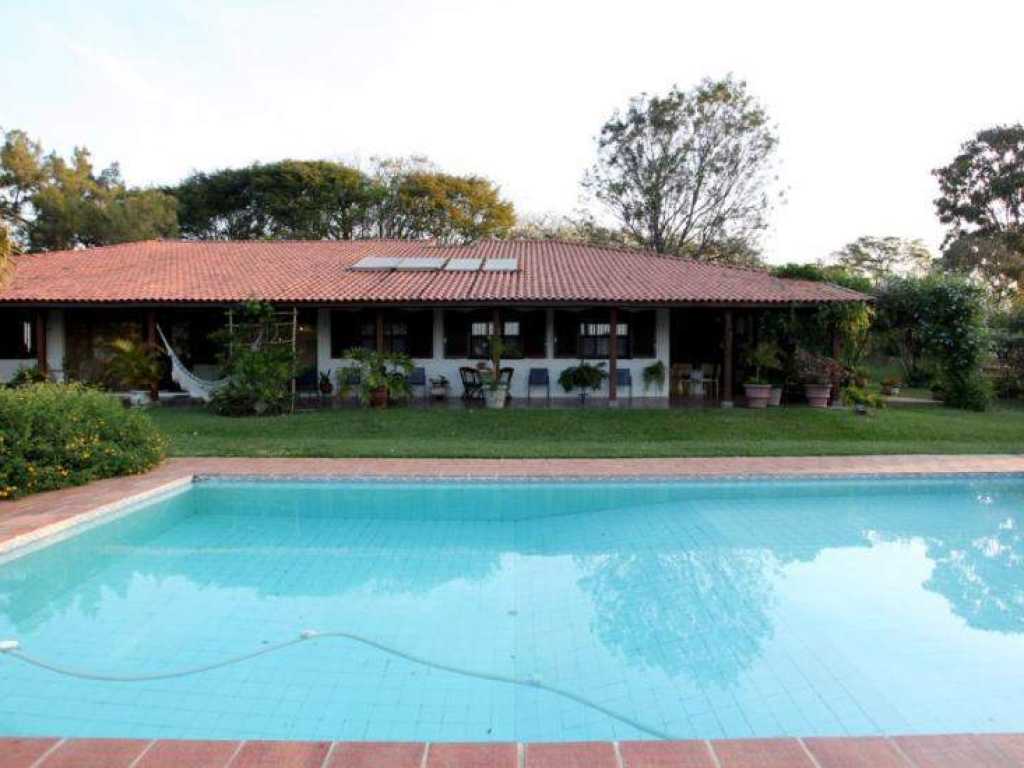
top-left (1, 477), bottom-right (1023, 742)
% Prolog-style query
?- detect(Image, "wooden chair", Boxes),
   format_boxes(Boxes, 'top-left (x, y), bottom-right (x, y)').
top-left (459, 367), bottom-right (484, 401)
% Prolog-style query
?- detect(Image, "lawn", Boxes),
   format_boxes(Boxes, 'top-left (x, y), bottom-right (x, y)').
top-left (149, 403), bottom-right (1024, 458)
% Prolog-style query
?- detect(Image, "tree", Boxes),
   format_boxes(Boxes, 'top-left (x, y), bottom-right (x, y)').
top-left (830, 236), bottom-right (932, 283)
top-left (875, 275), bottom-right (991, 410)
top-left (507, 211), bottom-right (634, 248)
top-left (583, 76), bottom-right (778, 261)
top-left (174, 160), bottom-right (376, 240)
top-left (368, 157), bottom-right (515, 243)
top-left (0, 128), bottom-right (178, 251)
top-left (933, 125), bottom-right (1024, 298)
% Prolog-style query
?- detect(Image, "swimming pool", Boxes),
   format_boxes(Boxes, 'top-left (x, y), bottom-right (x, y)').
top-left (1, 475), bottom-right (1022, 742)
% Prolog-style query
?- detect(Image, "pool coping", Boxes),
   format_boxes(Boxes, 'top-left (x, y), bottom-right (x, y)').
top-left (3, 455), bottom-right (1024, 766)
top-left (3, 733), bottom-right (1024, 767)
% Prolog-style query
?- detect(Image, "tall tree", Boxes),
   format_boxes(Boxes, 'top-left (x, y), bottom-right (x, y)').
top-left (583, 76), bottom-right (778, 261)
top-left (934, 125), bottom-right (1024, 298)
top-left (368, 156), bottom-right (515, 243)
top-left (830, 236), bottom-right (933, 283)
top-left (174, 160), bottom-right (376, 240)
top-left (0, 128), bottom-right (178, 251)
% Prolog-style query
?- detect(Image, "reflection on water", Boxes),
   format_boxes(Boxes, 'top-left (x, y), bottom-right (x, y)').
top-left (1, 478), bottom-right (1023, 741)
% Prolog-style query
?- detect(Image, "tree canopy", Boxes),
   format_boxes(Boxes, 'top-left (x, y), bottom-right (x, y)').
top-left (0, 128), bottom-right (178, 252)
top-left (173, 156), bottom-right (515, 245)
top-left (829, 236), bottom-right (933, 284)
top-left (933, 125), bottom-right (1024, 300)
top-left (583, 76), bottom-right (778, 262)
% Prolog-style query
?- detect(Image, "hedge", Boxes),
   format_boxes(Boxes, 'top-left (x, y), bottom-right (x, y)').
top-left (0, 383), bottom-right (166, 499)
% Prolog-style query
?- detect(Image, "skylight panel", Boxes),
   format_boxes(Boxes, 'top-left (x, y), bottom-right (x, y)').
top-left (482, 257), bottom-right (518, 272)
top-left (396, 257), bottom-right (445, 271)
top-left (350, 256), bottom-right (402, 270)
top-left (444, 258), bottom-right (483, 272)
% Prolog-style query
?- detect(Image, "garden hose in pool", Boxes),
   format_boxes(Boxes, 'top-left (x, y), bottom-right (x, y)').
top-left (0, 631), bottom-right (676, 741)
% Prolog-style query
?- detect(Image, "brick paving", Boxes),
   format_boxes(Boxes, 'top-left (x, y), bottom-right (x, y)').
top-left (3, 455), bottom-right (1024, 766)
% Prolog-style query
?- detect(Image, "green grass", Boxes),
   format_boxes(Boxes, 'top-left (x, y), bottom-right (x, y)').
top-left (148, 403), bottom-right (1024, 459)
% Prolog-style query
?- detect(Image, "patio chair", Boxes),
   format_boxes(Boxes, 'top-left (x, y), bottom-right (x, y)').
top-left (459, 367), bottom-right (484, 401)
top-left (527, 367), bottom-right (551, 403)
top-left (616, 368), bottom-right (633, 402)
top-left (406, 366), bottom-right (427, 400)
top-left (700, 363), bottom-right (720, 401)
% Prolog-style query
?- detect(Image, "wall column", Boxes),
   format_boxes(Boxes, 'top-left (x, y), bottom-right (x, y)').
top-left (45, 309), bottom-right (65, 382)
top-left (721, 309), bottom-right (734, 408)
top-left (34, 310), bottom-right (47, 376)
top-left (608, 307), bottom-right (619, 403)
top-left (375, 310), bottom-right (384, 353)
top-left (146, 309), bottom-right (158, 400)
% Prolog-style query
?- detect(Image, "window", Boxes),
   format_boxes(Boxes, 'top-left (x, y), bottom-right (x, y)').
top-left (0, 310), bottom-right (35, 359)
top-left (446, 309), bottom-right (546, 359)
top-left (331, 310), bottom-right (433, 358)
top-left (630, 310), bottom-right (657, 358)
top-left (554, 308), bottom-right (655, 359)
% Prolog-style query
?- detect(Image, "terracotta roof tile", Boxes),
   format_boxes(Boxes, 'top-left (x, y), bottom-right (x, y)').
top-left (0, 239), bottom-right (867, 305)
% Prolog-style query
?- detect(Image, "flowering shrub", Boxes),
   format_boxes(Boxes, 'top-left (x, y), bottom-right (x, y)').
top-left (0, 383), bottom-right (165, 499)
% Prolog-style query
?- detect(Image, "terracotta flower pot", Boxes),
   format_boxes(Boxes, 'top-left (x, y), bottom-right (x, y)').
top-left (804, 383), bottom-right (831, 408)
top-left (369, 386), bottom-right (389, 408)
top-left (744, 383), bottom-right (772, 409)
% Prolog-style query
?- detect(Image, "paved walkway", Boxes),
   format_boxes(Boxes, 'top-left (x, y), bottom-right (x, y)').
top-left (3, 455), bottom-right (1024, 766)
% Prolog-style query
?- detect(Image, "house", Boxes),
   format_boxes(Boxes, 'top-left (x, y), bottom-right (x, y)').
top-left (0, 239), bottom-right (866, 403)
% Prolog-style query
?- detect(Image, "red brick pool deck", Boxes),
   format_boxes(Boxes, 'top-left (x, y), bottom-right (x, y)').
top-left (3, 455), bottom-right (1024, 768)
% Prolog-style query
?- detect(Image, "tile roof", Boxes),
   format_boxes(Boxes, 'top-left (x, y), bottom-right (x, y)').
top-left (0, 239), bottom-right (868, 305)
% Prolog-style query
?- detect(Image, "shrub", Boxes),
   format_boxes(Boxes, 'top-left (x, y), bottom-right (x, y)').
top-left (342, 348), bottom-right (413, 405)
top-left (0, 383), bottom-right (166, 499)
top-left (105, 338), bottom-right (163, 393)
top-left (558, 361), bottom-right (607, 400)
top-left (7, 365), bottom-right (49, 388)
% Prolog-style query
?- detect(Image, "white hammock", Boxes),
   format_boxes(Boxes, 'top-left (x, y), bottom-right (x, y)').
top-left (156, 325), bottom-right (230, 402)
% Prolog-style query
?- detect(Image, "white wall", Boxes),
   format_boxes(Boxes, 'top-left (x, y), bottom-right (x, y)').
top-left (319, 307), bottom-right (671, 401)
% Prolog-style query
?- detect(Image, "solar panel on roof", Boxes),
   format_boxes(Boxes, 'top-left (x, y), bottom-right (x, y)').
top-left (444, 258), bottom-right (483, 271)
top-left (350, 256), bottom-right (402, 270)
top-left (482, 257), bottom-right (518, 272)
top-left (396, 257), bottom-right (445, 270)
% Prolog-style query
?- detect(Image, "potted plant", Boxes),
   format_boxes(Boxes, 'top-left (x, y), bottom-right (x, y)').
top-left (642, 360), bottom-right (666, 394)
top-left (795, 349), bottom-right (844, 408)
top-left (318, 370), bottom-right (334, 396)
top-left (841, 385), bottom-right (886, 415)
top-left (478, 335), bottom-right (509, 409)
top-left (743, 341), bottom-right (780, 409)
top-left (429, 375), bottom-right (449, 400)
top-left (343, 348), bottom-right (413, 408)
top-left (558, 360), bottom-right (608, 402)
top-left (106, 338), bottom-right (163, 405)
top-left (881, 377), bottom-right (902, 397)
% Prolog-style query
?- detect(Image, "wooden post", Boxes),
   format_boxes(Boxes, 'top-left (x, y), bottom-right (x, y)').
top-left (375, 309), bottom-right (385, 353)
top-left (34, 310), bottom-right (47, 376)
top-left (608, 306), bottom-right (618, 403)
top-left (722, 309), bottom-right (734, 407)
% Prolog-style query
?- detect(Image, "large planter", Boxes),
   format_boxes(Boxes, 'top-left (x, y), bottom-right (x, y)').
top-left (744, 383), bottom-right (772, 409)
top-left (430, 385), bottom-right (449, 401)
top-left (804, 383), bottom-right (832, 408)
top-left (369, 386), bottom-right (389, 408)
top-left (483, 384), bottom-right (509, 409)
top-left (768, 387), bottom-right (783, 407)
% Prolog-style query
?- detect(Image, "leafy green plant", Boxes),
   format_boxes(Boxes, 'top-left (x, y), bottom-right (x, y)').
top-left (478, 335), bottom-right (506, 392)
top-left (7, 365), bottom-right (49, 388)
top-left (744, 341), bottom-right (781, 385)
top-left (642, 360), bottom-right (666, 393)
top-left (209, 301), bottom-right (298, 416)
top-left (105, 338), bottom-right (163, 397)
top-left (342, 347), bottom-right (413, 405)
top-left (841, 385), bottom-right (885, 409)
top-left (0, 382), bottom-right (166, 499)
top-left (558, 360), bottom-right (608, 401)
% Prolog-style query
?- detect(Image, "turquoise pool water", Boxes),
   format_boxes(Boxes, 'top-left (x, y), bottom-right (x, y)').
top-left (1, 476), bottom-right (1023, 742)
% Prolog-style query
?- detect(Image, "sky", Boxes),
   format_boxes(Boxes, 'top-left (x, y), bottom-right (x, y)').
top-left (2, 0), bottom-right (1023, 264)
